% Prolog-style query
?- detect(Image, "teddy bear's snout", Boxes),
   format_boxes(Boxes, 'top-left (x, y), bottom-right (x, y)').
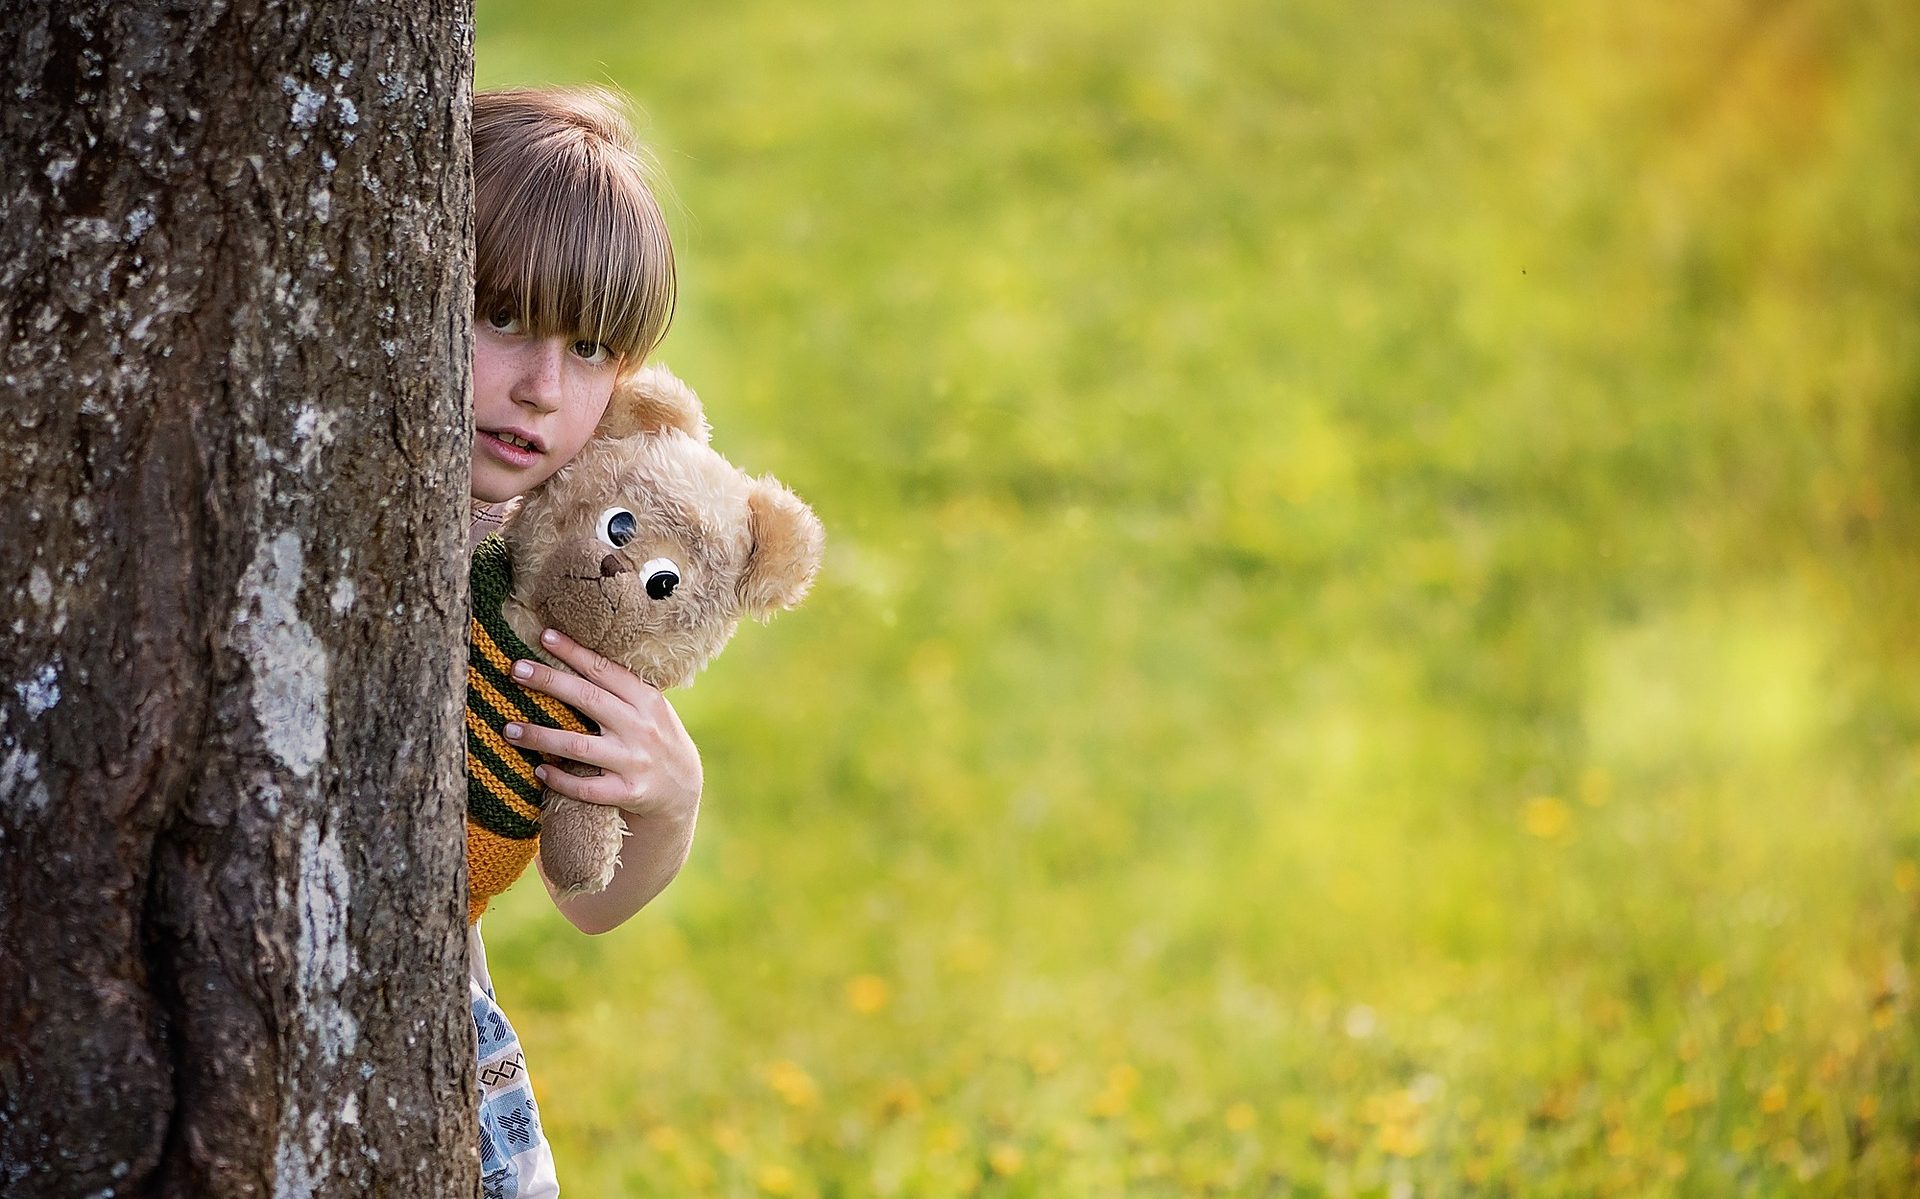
top-left (599, 553), bottom-right (632, 579)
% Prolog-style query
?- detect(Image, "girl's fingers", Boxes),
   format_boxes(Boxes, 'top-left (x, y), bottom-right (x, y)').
top-left (505, 720), bottom-right (627, 772)
top-left (536, 762), bottom-right (630, 807)
top-left (510, 657), bottom-right (618, 724)
top-left (529, 628), bottom-right (650, 706)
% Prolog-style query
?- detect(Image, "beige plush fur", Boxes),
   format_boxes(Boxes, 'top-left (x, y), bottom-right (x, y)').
top-left (499, 364), bottom-right (824, 897)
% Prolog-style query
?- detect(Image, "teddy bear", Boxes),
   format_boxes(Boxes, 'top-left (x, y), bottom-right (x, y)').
top-left (465, 364), bottom-right (823, 921)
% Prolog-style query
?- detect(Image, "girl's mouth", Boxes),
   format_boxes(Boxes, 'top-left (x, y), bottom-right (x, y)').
top-left (479, 429), bottom-right (541, 468)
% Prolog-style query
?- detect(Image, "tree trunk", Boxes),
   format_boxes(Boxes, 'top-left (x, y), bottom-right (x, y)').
top-left (0, 2), bottom-right (478, 1195)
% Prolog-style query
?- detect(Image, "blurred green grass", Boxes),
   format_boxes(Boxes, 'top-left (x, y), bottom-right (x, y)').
top-left (475, 0), bottom-right (1920, 1193)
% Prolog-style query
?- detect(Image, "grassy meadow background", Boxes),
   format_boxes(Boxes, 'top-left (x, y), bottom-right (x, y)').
top-left (473, 0), bottom-right (1920, 1193)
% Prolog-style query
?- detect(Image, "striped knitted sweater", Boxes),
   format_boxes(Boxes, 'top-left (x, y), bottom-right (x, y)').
top-left (466, 535), bottom-right (597, 923)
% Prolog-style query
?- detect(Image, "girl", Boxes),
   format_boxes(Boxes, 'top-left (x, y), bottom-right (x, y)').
top-left (464, 86), bottom-right (695, 1198)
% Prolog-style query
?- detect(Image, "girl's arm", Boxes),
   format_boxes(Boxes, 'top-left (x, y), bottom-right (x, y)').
top-left (534, 805), bottom-right (697, 935)
top-left (503, 627), bottom-right (704, 935)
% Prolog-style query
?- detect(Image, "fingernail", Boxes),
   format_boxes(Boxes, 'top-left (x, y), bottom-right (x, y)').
top-left (534, 765), bottom-right (548, 781)
top-left (541, 628), bottom-right (560, 646)
top-left (512, 660), bottom-right (533, 679)
top-left (503, 723), bottom-right (523, 740)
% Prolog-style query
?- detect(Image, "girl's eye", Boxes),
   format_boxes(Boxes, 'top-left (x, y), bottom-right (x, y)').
top-left (485, 308), bottom-right (522, 333)
top-left (597, 507), bottom-right (637, 548)
top-left (572, 339), bottom-right (610, 365)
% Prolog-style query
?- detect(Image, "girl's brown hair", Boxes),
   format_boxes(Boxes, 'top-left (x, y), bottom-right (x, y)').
top-left (472, 87), bottom-right (676, 364)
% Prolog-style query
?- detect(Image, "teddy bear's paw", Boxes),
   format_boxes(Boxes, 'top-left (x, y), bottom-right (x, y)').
top-left (539, 795), bottom-right (626, 898)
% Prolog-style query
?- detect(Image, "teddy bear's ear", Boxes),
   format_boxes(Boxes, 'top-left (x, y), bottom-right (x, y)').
top-left (739, 477), bottom-right (824, 620)
top-left (597, 363), bottom-right (712, 443)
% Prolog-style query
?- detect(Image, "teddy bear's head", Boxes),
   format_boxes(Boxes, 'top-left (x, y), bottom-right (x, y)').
top-left (502, 365), bottom-right (823, 689)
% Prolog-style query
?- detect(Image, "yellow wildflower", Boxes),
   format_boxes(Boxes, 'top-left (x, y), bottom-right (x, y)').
top-left (945, 934), bottom-right (994, 975)
top-left (1532, 1085), bottom-right (1576, 1125)
top-left (877, 1079), bottom-right (923, 1121)
top-left (1091, 1062), bottom-right (1140, 1117)
top-left (1224, 1101), bottom-right (1256, 1132)
top-left (679, 1156), bottom-right (718, 1188)
top-left (711, 1122), bottom-right (747, 1157)
top-left (846, 974), bottom-right (892, 1015)
top-left (1377, 1122), bottom-right (1426, 1157)
top-left (643, 1124), bottom-right (681, 1154)
top-left (763, 1059), bottom-right (821, 1110)
top-left (756, 1164), bottom-right (796, 1196)
top-left (1522, 796), bottom-right (1571, 839)
top-left (1662, 1085), bottom-right (1697, 1117)
top-left (926, 1121), bottom-right (967, 1154)
top-left (988, 1144), bottom-right (1025, 1176)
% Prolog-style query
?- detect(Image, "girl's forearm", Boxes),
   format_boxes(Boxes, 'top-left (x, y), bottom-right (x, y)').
top-left (540, 805), bottom-right (698, 935)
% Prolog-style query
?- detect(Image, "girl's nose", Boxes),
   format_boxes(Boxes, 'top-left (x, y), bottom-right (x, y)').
top-left (514, 337), bottom-right (567, 412)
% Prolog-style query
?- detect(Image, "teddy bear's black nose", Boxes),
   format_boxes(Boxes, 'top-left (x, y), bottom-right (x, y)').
top-left (600, 554), bottom-right (632, 579)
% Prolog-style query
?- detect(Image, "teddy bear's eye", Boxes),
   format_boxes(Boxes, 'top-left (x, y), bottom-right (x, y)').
top-left (597, 508), bottom-right (637, 549)
top-left (639, 557), bottom-right (680, 600)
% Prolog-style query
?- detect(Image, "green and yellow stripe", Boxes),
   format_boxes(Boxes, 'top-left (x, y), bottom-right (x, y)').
top-left (466, 535), bottom-right (598, 922)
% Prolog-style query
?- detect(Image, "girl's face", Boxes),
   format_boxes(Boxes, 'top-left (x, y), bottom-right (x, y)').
top-left (469, 308), bottom-right (622, 503)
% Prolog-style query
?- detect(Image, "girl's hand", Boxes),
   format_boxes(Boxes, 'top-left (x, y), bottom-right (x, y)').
top-left (502, 627), bottom-right (703, 826)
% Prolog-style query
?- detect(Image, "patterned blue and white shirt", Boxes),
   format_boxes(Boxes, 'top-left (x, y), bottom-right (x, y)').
top-left (472, 920), bottom-right (560, 1197)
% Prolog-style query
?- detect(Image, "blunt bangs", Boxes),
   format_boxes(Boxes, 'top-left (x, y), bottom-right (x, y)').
top-left (473, 88), bottom-right (677, 363)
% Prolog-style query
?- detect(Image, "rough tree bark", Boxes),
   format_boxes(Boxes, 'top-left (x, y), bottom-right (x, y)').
top-left (0, 2), bottom-right (479, 1195)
